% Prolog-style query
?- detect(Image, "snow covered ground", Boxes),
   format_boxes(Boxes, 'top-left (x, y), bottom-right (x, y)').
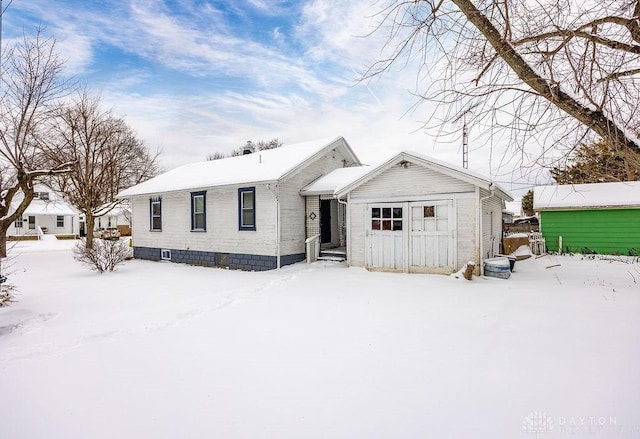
top-left (1, 240), bottom-right (639, 438)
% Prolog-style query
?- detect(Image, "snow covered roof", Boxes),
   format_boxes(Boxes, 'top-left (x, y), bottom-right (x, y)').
top-left (305, 151), bottom-right (512, 200)
top-left (534, 181), bottom-right (640, 210)
top-left (9, 184), bottom-right (79, 216)
top-left (118, 137), bottom-right (359, 197)
top-left (19, 199), bottom-right (79, 216)
top-left (94, 201), bottom-right (131, 217)
top-left (300, 166), bottom-right (372, 195)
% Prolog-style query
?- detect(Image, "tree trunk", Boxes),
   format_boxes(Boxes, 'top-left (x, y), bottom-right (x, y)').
top-left (85, 213), bottom-right (96, 250)
top-left (0, 229), bottom-right (8, 258)
top-left (451, 0), bottom-right (640, 154)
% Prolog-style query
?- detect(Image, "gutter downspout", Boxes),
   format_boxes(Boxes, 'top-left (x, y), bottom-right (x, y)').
top-left (268, 184), bottom-right (281, 269)
top-left (338, 197), bottom-right (348, 264)
top-left (478, 182), bottom-right (494, 276)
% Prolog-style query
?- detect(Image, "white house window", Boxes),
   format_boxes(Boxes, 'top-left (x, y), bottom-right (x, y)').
top-left (14, 218), bottom-right (23, 228)
top-left (191, 191), bottom-right (206, 231)
top-left (371, 207), bottom-right (403, 231)
top-left (238, 187), bottom-right (255, 230)
top-left (150, 198), bottom-right (162, 231)
top-left (161, 249), bottom-right (171, 260)
top-left (56, 216), bottom-right (64, 228)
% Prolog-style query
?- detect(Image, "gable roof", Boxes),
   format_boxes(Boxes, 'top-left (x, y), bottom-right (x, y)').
top-left (534, 181), bottom-right (640, 210)
top-left (118, 136), bottom-right (359, 198)
top-left (10, 184), bottom-right (79, 216)
top-left (301, 151), bottom-right (512, 201)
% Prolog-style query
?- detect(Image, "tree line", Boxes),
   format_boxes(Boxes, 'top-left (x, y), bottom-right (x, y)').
top-left (0, 30), bottom-right (159, 256)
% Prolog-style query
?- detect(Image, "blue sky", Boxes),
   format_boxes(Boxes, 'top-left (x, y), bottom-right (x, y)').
top-left (4, 0), bottom-right (540, 194)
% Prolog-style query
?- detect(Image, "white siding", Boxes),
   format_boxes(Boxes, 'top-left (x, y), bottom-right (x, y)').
top-left (347, 162), bottom-right (481, 273)
top-left (350, 163), bottom-right (475, 200)
top-left (131, 184), bottom-right (277, 256)
top-left (279, 150), bottom-right (352, 255)
top-left (130, 147), bottom-right (352, 258)
top-left (455, 197), bottom-right (477, 269)
top-left (7, 214), bottom-right (77, 236)
top-left (480, 189), bottom-right (503, 259)
top-left (348, 202), bottom-right (367, 267)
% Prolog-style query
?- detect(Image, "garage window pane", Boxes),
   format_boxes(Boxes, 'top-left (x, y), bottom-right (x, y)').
top-left (393, 220), bottom-right (403, 231)
top-left (382, 208), bottom-right (392, 219)
top-left (372, 208), bottom-right (381, 219)
top-left (424, 206), bottom-right (435, 217)
top-left (372, 219), bottom-right (381, 230)
top-left (382, 220), bottom-right (392, 230)
top-left (436, 205), bottom-right (448, 219)
top-left (393, 207), bottom-right (403, 218)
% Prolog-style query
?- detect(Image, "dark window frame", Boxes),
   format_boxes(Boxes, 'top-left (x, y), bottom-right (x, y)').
top-left (56, 215), bottom-right (64, 228)
top-left (238, 187), bottom-right (256, 231)
top-left (191, 191), bottom-right (207, 232)
top-left (150, 197), bottom-right (162, 232)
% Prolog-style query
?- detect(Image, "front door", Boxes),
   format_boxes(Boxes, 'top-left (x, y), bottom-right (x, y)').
top-left (366, 204), bottom-right (405, 271)
top-left (28, 216), bottom-right (36, 230)
top-left (320, 199), bottom-right (332, 244)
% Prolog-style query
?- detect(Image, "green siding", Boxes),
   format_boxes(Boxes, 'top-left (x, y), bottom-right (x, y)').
top-left (540, 208), bottom-right (640, 255)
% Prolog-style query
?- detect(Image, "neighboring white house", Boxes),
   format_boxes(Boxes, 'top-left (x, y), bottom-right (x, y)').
top-left (301, 151), bottom-right (513, 274)
top-left (93, 201), bottom-right (132, 236)
top-left (118, 137), bottom-right (512, 274)
top-left (117, 137), bottom-right (361, 270)
top-left (7, 184), bottom-right (80, 239)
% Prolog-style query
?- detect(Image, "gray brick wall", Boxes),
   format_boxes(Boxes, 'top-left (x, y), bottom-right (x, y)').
top-left (133, 246), bottom-right (304, 271)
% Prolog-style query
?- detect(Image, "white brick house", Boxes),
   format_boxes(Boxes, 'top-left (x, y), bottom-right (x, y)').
top-left (119, 138), bottom-right (511, 273)
top-left (117, 137), bottom-right (360, 270)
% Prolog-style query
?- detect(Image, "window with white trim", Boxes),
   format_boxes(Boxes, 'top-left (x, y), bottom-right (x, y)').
top-left (56, 215), bottom-right (64, 228)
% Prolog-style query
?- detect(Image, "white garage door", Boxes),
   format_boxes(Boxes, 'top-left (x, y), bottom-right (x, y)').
top-left (366, 201), bottom-right (454, 272)
top-left (366, 204), bottom-right (404, 271)
top-left (410, 202), bottom-right (454, 270)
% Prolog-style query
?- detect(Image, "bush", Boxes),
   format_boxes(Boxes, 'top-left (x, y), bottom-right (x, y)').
top-left (74, 238), bottom-right (132, 273)
top-left (0, 283), bottom-right (15, 307)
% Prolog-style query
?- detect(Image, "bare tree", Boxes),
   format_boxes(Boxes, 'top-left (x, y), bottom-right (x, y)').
top-left (207, 138), bottom-right (283, 160)
top-left (44, 91), bottom-right (160, 249)
top-left (0, 31), bottom-right (73, 257)
top-left (368, 1), bottom-right (640, 167)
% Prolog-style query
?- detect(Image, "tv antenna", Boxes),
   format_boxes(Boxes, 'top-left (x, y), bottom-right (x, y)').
top-left (453, 103), bottom-right (479, 169)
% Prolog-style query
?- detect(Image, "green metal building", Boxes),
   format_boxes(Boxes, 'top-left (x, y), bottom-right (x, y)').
top-left (534, 182), bottom-right (640, 255)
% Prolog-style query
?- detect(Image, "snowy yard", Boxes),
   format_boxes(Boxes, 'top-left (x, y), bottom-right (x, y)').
top-left (1, 240), bottom-right (639, 438)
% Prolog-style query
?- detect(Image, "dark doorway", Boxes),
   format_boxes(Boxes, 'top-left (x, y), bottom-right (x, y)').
top-left (320, 200), bottom-right (332, 244)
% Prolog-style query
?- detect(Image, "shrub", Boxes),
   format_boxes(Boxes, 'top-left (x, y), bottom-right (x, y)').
top-left (74, 238), bottom-right (132, 273)
top-left (0, 283), bottom-right (15, 307)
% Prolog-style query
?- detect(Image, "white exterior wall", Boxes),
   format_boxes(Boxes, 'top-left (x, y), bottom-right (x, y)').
top-left (349, 163), bottom-right (476, 199)
top-left (455, 197), bottom-right (477, 268)
top-left (95, 212), bottom-right (130, 229)
top-left (279, 150), bottom-right (355, 255)
top-left (7, 214), bottom-right (78, 236)
top-left (347, 202), bottom-right (367, 267)
top-left (347, 162), bottom-right (479, 273)
top-left (131, 184), bottom-right (277, 256)
top-left (129, 147), bottom-right (353, 257)
top-left (480, 189), bottom-right (504, 259)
